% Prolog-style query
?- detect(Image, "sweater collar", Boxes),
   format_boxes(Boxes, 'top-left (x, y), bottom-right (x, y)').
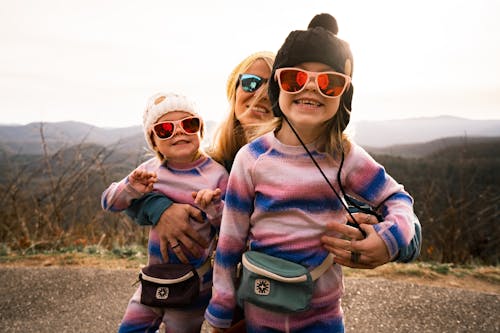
top-left (163, 154), bottom-right (208, 170)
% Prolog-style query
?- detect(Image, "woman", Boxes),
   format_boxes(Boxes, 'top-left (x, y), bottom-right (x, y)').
top-left (208, 51), bottom-right (276, 170)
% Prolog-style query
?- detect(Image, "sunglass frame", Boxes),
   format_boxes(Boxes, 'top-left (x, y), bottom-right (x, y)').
top-left (275, 68), bottom-right (351, 98)
top-left (152, 116), bottom-right (201, 140)
top-left (238, 73), bottom-right (269, 93)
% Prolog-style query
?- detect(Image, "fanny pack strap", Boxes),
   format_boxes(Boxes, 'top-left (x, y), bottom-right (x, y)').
top-left (196, 257), bottom-right (212, 277)
top-left (196, 239), bottom-right (216, 278)
top-left (309, 253), bottom-right (334, 281)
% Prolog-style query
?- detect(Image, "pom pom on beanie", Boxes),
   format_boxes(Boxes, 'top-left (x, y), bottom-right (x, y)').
top-left (307, 13), bottom-right (339, 34)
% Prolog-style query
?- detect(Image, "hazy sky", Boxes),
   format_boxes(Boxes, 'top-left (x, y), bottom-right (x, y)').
top-left (1, 0), bottom-right (499, 128)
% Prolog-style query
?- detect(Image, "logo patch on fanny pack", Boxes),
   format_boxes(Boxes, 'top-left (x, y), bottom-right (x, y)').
top-left (254, 279), bottom-right (270, 295)
top-left (156, 287), bottom-right (169, 300)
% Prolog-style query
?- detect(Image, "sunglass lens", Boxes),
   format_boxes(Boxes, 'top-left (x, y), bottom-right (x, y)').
top-left (181, 117), bottom-right (201, 134)
top-left (318, 73), bottom-right (346, 97)
top-left (154, 122), bottom-right (174, 139)
top-left (279, 69), bottom-right (308, 92)
top-left (240, 74), bottom-right (263, 92)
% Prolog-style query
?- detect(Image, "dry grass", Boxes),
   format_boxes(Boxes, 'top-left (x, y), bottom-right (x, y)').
top-left (0, 251), bottom-right (147, 270)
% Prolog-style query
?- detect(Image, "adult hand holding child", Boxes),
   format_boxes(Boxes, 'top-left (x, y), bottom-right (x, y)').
top-left (322, 213), bottom-right (391, 269)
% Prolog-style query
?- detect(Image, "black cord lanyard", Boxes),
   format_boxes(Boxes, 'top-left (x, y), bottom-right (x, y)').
top-left (282, 115), bottom-right (380, 238)
top-left (337, 151), bottom-right (384, 223)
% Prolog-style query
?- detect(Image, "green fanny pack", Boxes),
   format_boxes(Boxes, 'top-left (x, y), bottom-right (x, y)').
top-left (237, 251), bottom-right (334, 313)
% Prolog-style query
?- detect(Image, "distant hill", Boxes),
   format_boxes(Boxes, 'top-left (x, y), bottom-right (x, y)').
top-left (365, 136), bottom-right (500, 158)
top-left (350, 116), bottom-right (500, 147)
top-left (0, 121), bottom-right (142, 155)
top-left (0, 120), bottom-right (218, 155)
top-left (1, 116), bottom-right (499, 156)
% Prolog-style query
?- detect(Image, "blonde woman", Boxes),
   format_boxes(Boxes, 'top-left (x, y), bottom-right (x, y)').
top-left (209, 51), bottom-right (275, 171)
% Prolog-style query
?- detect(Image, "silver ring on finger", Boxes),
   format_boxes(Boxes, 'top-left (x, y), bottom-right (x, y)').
top-left (170, 241), bottom-right (181, 249)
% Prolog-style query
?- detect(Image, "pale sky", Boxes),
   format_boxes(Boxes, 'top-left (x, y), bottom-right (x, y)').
top-left (1, 0), bottom-right (499, 128)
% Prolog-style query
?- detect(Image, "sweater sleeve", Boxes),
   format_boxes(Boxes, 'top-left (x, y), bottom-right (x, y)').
top-left (205, 148), bottom-right (254, 328)
top-left (101, 158), bottom-right (174, 226)
top-left (344, 144), bottom-right (415, 258)
top-left (124, 192), bottom-right (174, 226)
top-left (394, 213), bottom-right (422, 262)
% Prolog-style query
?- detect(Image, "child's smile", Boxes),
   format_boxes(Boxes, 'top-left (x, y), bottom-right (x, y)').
top-left (293, 98), bottom-right (323, 108)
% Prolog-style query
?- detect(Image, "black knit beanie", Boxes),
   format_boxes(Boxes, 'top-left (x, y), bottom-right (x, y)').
top-left (269, 13), bottom-right (354, 132)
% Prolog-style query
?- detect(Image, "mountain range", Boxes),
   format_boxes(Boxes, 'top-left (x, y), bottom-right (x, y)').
top-left (1, 116), bottom-right (499, 156)
top-left (351, 116), bottom-right (500, 147)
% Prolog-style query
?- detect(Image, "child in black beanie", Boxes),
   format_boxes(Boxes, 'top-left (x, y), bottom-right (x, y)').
top-left (203, 13), bottom-right (416, 333)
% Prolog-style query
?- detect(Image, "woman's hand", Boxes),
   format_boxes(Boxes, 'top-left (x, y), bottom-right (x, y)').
top-left (321, 213), bottom-right (391, 269)
top-left (154, 203), bottom-right (209, 263)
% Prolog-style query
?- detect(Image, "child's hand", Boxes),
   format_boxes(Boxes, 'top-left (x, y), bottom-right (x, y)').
top-left (192, 188), bottom-right (222, 209)
top-left (200, 320), bottom-right (226, 333)
top-left (128, 169), bottom-right (157, 193)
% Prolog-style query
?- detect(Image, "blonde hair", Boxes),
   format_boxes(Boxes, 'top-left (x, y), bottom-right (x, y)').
top-left (208, 51), bottom-right (275, 170)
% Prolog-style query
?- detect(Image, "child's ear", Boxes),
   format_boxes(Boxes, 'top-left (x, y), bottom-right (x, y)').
top-left (344, 59), bottom-right (352, 77)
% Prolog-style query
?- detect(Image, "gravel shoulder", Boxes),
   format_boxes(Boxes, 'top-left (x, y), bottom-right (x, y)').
top-left (0, 265), bottom-right (499, 333)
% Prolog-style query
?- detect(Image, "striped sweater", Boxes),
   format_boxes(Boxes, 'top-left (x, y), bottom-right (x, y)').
top-left (101, 155), bottom-right (229, 267)
top-left (205, 131), bottom-right (414, 330)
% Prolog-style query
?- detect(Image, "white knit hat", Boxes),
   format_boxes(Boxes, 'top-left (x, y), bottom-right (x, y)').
top-left (143, 92), bottom-right (199, 150)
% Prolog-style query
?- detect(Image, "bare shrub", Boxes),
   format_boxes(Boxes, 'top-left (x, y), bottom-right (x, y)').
top-left (377, 138), bottom-right (500, 265)
top-left (0, 124), bottom-right (149, 253)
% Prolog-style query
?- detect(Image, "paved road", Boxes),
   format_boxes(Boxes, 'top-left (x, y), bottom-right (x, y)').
top-left (0, 266), bottom-right (498, 332)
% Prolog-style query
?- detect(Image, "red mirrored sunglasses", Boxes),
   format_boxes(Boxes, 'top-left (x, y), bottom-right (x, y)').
top-left (275, 68), bottom-right (351, 98)
top-left (152, 116), bottom-right (201, 140)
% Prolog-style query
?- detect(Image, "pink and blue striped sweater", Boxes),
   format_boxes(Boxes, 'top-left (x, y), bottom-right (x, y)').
top-left (101, 155), bottom-right (228, 268)
top-left (205, 131), bottom-right (414, 331)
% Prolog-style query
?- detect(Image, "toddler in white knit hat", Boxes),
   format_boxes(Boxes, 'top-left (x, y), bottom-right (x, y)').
top-left (142, 92), bottom-right (201, 159)
top-left (101, 92), bottom-right (229, 333)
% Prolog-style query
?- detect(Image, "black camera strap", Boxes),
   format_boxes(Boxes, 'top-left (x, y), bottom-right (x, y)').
top-left (282, 115), bottom-right (368, 237)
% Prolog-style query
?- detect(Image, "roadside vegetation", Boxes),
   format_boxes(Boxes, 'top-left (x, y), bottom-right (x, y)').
top-left (0, 126), bottom-right (498, 290)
